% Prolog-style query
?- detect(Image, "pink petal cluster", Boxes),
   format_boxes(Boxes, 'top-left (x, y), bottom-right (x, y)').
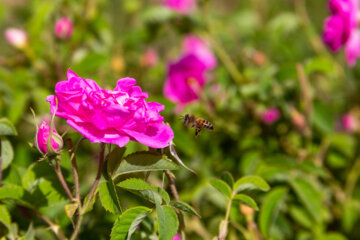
top-left (35, 121), bottom-right (63, 154)
top-left (46, 69), bottom-right (173, 148)
top-left (4, 28), bottom-right (27, 49)
top-left (182, 35), bottom-right (217, 70)
top-left (173, 233), bottom-right (182, 240)
top-left (323, 0), bottom-right (360, 66)
top-left (54, 17), bottom-right (73, 39)
top-left (342, 113), bottom-right (357, 132)
top-left (262, 108), bottom-right (281, 125)
top-left (163, 35), bottom-right (216, 110)
top-left (164, 0), bottom-right (196, 14)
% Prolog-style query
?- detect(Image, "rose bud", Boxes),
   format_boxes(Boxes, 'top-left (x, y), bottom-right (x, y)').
top-left (34, 121), bottom-right (63, 155)
top-left (54, 17), bottom-right (73, 39)
top-left (4, 28), bottom-right (27, 49)
top-left (173, 233), bottom-right (182, 240)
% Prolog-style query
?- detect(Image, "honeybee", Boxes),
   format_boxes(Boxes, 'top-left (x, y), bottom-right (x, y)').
top-left (182, 114), bottom-right (214, 137)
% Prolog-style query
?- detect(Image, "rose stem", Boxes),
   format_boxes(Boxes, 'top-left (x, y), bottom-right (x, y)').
top-left (66, 138), bottom-right (83, 206)
top-left (0, 156), bottom-right (2, 187)
top-left (71, 143), bottom-right (106, 240)
top-left (165, 170), bottom-right (180, 201)
top-left (51, 158), bottom-right (74, 201)
top-left (34, 208), bottom-right (66, 240)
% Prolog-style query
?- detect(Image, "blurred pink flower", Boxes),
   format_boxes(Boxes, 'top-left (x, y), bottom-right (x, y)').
top-left (323, 0), bottom-right (360, 65)
top-left (342, 113), bottom-right (356, 132)
top-left (140, 48), bottom-right (158, 68)
top-left (47, 69), bottom-right (173, 148)
top-left (4, 28), bottom-right (27, 49)
top-left (262, 108), bottom-right (281, 125)
top-left (173, 233), bottom-right (182, 240)
top-left (54, 17), bottom-right (73, 39)
top-left (182, 35), bottom-right (217, 70)
top-left (163, 54), bottom-right (207, 109)
top-left (164, 0), bottom-right (196, 14)
top-left (35, 120), bottom-right (63, 154)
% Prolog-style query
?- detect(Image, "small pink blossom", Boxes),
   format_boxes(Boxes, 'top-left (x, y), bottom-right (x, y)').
top-left (182, 35), bottom-right (217, 70)
top-left (323, 0), bottom-right (360, 65)
top-left (262, 108), bottom-right (281, 125)
top-left (164, 0), bottom-right (196, 14)
top-left (35, 121), bottom-right (63, 154)
top-left (4, 28), bottom-right (27, 49)
top-left (173, 233), bottom-right (182, 240)
top-left (47, 69), bottom-right (173, 148)
top-left (163, 54), bottom-right (207, 109)
top-left (342, 113), bottom-right (357, 132)
top-left (54, 17), bottom-right (73, 39)
top-left (140, 48), bottom-right (158, 68)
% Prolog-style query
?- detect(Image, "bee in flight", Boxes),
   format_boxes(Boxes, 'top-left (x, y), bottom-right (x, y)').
top-left (182, 114), bottom-right (214, 137)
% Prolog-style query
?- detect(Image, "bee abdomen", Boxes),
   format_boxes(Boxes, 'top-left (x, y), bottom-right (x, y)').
top-left (204, 121), bottom-right (214, 130)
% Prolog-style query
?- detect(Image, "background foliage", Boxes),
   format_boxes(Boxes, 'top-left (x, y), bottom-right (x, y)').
top-left (1, 0), bottom-right (360, 239)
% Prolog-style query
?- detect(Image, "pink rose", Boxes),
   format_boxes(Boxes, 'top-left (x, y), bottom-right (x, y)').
top-left (163, 54), bottom-right (207, 109)
top-left (46, 69), bottom-right (173, 148)
top-left (262, 108), bottom-right (281, 125)
top-left (182, 35), bottom-right (217, 70)
top-left (35, 120), bottom-right (63, 154)
top-left (140, 48), bottom-right (159, 68)
top-left (54, 17), bottom-right (73, 39)
top-left (4, 28), bottom-right (27, 49)
top-left (342, 113), bottom-right (357, 132)
top-left (164, 0), bottom-right (196, 14)
top-left (323, 0), bottom-right (360, 65)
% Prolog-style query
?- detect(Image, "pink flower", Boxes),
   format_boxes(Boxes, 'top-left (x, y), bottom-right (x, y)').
top-left (4, 28), bottom-right (27, 49)
top-left (173, 233), bottom-right (182, 240)
top-left (34, 121), bottom-right (63, 154)
top-left (182, 35), bottom-right (217, 70)
top-left (164, 0), bottom-right (196, 14)
top-left (342, 113), bottom-right (357, 132)
top-left (140, 48), bottom-right (158, 68)
top-left (163, 54), bottom-right (207, 108)
top-left (262, 108), bottom-right (281, 125)
top-left (323, 0), bottom-right (360, 65)
top-left (54, 17), bottom-right (73, 39)
top-left (46, 69), bottom-right (173, 148)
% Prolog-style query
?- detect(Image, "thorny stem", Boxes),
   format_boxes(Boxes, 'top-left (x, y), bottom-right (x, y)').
top-left (165, 170), bottom-right (180, 201)
top-left (70, 143), bottom-right (106, 240)
top-left (345, 156), bottom-right (360, 198)
top-left (66, 138), bottom-right (83, 207)
top-left (51, 158), bottom-right (74, 201)
top-left (35, 209), bottom-right (67, 240)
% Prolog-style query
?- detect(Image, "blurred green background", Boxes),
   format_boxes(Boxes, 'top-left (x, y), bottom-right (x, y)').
top-left (1, 0), bottom-right (360, 239)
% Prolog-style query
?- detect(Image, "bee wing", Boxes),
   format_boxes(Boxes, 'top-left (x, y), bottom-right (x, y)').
top-left (195, 128), bottom-right (201, 137)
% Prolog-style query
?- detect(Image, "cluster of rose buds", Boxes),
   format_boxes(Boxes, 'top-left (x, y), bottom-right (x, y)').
top-left (163, 35), bottom-right (217, 111)
top-left (323, 0), bottom-right (360, 66)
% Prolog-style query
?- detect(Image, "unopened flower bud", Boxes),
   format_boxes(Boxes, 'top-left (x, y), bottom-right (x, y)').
top-left (240, 204), bottom-right (254, 216)
top-left (173, 233), bottom-right (182, 240)
top-left (4, 28), bottom-right (27, 49)
top-left (34, 121), bottom-right (63, 155)
top-left (291, 107), bottom-right (306, 129)
top-left (140, 48), bottom-right (158, 68)
top-left (262, 108), bottom-right (281, 125)
top-left (342, 113), bottom-right (357, 132)
top-left (54, 18), bottom-right (73, 39)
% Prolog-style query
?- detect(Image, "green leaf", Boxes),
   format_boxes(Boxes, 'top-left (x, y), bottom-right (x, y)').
top-left (0, 204), bottom-right (11, 230)
top-left (312, 101), bottom-right (335, 134)
top-left (318, 233), bottom-right (347, 240)
top-left (113, 152), bottom-right (180, 178)
top-left (0, 184), bottom-right (24, 200)
top-left (99, 181), bottom-right (122, 214)
top-left (110, 206), bottom-right (151, 240)
top-left (234, 175), bottom-right (270, 192)
top-left (289, 205), bottom-right (313, 229)
top-left (1, 137), bottom-right (14, 170)
top-left (117, 178), bottom-right (170, 204)
top-left (233, 194), bottom-right (259, 211)
top-left (221, 172), bottom-right (234, 189)
top-left (170, 201), bottom-right (200, 217)
top-left (107, 146), bottom-right (126, 176)
top-left (290, 177), bottom-right (323, 223)
top-left (0, 118), bottom-right (17, 136)
top-left (259, 187), bottom-right (287, 238)
top-left (20, 223), bottom-right (35, 240)
top-left (157, 204), bottom-right (179, 240)
top-left (82, 188), bottom-right (99, 214)
top-left (209, 179), bottom-right (232, 199)
top-left (142, 6), bottom-right (175, 23)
